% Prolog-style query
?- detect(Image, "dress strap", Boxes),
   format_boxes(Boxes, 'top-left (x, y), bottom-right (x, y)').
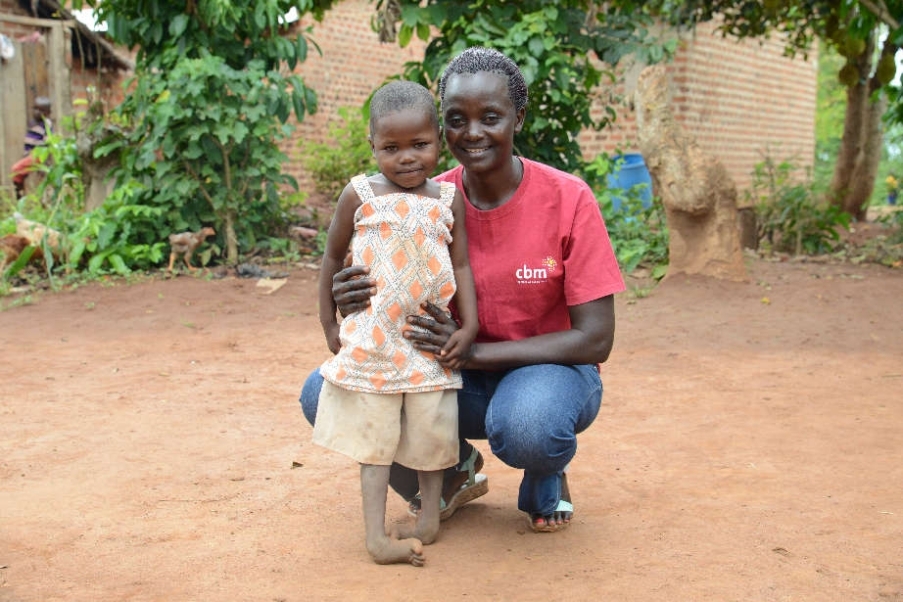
top-left (439, 181), bottom-right (456, 207)
top-left (350, 174), bottom-right (376, 202)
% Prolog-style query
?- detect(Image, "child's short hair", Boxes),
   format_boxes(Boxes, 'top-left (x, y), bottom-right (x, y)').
top-left (369, 80), bottom-right (438, 133)
top-left (438, 47), bottom-right (528, 112)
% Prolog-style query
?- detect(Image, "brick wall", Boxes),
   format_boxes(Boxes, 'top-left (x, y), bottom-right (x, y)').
top-left (69, 62), bottom-right (128, 110)
top-left (3, 0), bottom-right (818, 200)
top-left (675, 25), bottom-right (817, 192)
top-left (0, 0), bottom-right (29, 37)
top-left (580, 21), bottom-right (817, 193)
top-left (285, 1), bottom-right (427, 192)
top-left (292, 3), bottom-right (817, 197)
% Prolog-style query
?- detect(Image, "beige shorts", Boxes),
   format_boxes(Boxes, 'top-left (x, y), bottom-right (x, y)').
top-left (312, 380), bottom-right (459, 471)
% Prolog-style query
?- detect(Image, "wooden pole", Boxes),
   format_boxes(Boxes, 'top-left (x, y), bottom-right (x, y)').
top-left (0, 14), bottom-right (77, 28)
top-left (47, 21), bottom-right (72, 127)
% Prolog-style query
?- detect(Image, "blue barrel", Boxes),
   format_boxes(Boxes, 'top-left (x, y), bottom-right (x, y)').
top-left (607, 153), bottom-right (653, 213)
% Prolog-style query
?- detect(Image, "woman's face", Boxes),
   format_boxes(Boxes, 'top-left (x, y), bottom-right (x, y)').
top-left (442, 71), bottom-right (525, 175)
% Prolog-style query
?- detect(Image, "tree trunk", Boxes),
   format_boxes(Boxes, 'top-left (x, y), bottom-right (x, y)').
top-left (829, 32), bottom-right (887, 221)
top-left (635, 64), bottom-right (747, 282)
top-left (77, 130), bottom-right (119, 212)
top-left (225, 209), bottom-right (238, 265)
top-left (844, 93), bottom-right (886, 220)
top-left (829, 74), bottom-right (868, 204)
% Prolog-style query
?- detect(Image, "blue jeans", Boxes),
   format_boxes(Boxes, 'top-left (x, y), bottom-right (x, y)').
top-left (299, 363), bottom-right (603, 516)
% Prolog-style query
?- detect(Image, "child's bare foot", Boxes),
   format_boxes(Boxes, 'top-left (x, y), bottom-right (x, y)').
top-left (366, 535), bottom-right (425, 567)
top-left (392, 517), bottom-right (439, 545)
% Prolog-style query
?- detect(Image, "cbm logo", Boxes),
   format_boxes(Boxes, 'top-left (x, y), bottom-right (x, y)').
top-left (516, 264), bottom-right (548, 280)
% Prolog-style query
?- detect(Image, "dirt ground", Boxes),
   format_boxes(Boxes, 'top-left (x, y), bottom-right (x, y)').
top-left (1, 247), bottom-right (902, 601)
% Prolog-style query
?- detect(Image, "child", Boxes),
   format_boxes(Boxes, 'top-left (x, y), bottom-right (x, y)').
top-left (313, 80), bottom-right (479, 567)
top-left (11, 97), bottom-right (52, 198)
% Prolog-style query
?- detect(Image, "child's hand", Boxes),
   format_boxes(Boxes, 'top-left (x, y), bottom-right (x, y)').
top-left (439, 330), bottom-right (475, 370)
top-left (324, 323), bottom-right (342, 355)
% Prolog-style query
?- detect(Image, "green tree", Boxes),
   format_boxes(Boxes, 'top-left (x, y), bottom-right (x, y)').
top-left (815, 41), bottom-right (848, 188)
top-left (378, 0), bottom-right (901, 221)
top-left (373, 0), bottom-right (674, 177)
top-left (647, 0), bottom-right (902, 220)
top-left (73, 0), bottom-right (336, 264)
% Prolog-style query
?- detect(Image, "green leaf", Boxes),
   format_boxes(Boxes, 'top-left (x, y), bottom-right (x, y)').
top-left (398, 24), bottom-right (413, 47)
top-left (304, 85), bottom-right (318, 115)
top-left (297, 35), bottom-right (308, 62)
top-left (169, 14), bottom-right (189, 37)
top-left (69, 239), bottom-right (86, 266)
top-left (87, 251), bottom-right (109, 274)
top-left (3, 245), bottom-right (36, 278)
top-left (108, 254), bottom-right (131, 275)
top-left (292, 89), bottom-right (306, 122)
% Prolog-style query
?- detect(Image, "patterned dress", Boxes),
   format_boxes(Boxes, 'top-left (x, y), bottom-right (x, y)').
top-left (320, 175), bottom-right (462, 393)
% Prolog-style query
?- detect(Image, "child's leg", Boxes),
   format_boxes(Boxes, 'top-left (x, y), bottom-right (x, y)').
top-left (360, 464), bottom-right (424, 566)
top-left (417, 469), bottom-right (443, 543)
top-left (392, 469), bottom-right (442, 544)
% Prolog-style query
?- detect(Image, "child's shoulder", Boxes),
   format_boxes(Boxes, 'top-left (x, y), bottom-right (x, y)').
top-left (422, 178), bottom-right (447, 199)
top-left (365, 173), bottom-right (449, 200)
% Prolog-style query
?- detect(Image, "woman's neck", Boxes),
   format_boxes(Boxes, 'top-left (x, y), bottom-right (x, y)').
top-left (463, 156), bottom-right (523, 210)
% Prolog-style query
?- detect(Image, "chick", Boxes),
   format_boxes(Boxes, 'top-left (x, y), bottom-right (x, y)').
top-left (167, 227), bottom-right (216, 272)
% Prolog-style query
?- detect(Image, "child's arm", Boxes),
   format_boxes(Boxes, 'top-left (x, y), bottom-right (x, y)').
top-left (318, 183), bottom-right (362, 355)
top-left (440, 189), bottom-right (479, 369)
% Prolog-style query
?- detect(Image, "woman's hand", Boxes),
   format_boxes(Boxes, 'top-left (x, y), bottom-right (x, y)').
top-left (404, 302), bottom-right (462, 360)
top-left (332, 265), bottom-right (376, 317)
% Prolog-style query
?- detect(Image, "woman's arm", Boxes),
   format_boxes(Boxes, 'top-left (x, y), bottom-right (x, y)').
top-left (468, 296), bottom-right (615, 369)
top-left (405, 295), bottom-right (616, 370)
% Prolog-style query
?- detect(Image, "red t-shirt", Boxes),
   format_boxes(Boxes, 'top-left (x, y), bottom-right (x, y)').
top-left (437, 158), bottom-right (625, 343)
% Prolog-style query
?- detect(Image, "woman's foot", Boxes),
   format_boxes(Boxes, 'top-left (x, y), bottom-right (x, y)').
top-left (528, 473), bottom-right (573, 533)
top-left (366, 534), bottom-right (425, 567)
top-left (407, 447), bottom-right (489, 520)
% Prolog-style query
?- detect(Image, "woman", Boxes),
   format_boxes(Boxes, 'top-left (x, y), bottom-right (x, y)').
top-left (300, 47), bottom-right (624, 532)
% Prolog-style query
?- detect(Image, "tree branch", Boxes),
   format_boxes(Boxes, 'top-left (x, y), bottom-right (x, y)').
top-left (182, 160), bottom-right (216, 209)
top-left (857, 0), bottom-right (899, 30)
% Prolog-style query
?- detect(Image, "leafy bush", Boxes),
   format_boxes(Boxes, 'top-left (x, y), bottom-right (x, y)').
top-left (746, 156), bottom-right (850, 255)
top-left (299, 106), bottom-right (375, 200)
top-left (66, 179), bottom-right (169, 276)
top-left (584, 153), bottom-right (669, 277)
top-left (1, 114), bottom-right (166, 289)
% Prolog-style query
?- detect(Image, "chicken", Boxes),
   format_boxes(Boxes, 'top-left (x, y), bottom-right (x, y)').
top-left (168, 227), bottom-right (216, 271)
top-left (0, 234), bottom-right (32, 272)
top-left (14, 212), bottom-right (62, 252)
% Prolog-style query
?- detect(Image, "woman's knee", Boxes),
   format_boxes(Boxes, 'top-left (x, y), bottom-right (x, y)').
top-left (485, 395), bottom-right (577, 471)
top-left (299, 368), bottom-right (324, 426)
top-left (489, 417), bottom-right (575, 473)
top-left (485, 364), bottom-right (598, 471)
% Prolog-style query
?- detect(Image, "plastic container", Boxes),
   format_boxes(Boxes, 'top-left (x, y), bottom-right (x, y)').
top-left (607, 153), bottom-right (653, 213)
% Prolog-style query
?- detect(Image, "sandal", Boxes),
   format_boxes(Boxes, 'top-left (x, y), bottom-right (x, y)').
top-left (527, 472), bottom-right (573, 533)
top-left (408, 447), bottom-right (489, 521)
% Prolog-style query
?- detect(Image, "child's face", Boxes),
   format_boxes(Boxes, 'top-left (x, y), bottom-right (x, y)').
top-left (369, 108), bottom-right (440, 190)
top-left (33, 103), bottom-right (51, 121)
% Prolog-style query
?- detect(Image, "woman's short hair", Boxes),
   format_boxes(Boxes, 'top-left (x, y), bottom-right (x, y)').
top-left (438, 47), bottom-right (528, 112)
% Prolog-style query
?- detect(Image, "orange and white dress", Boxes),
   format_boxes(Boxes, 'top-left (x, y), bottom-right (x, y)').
top-left (313, 175), bottom-right (460, 469)
top-left (321, 174), bottom-right (462, 393)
